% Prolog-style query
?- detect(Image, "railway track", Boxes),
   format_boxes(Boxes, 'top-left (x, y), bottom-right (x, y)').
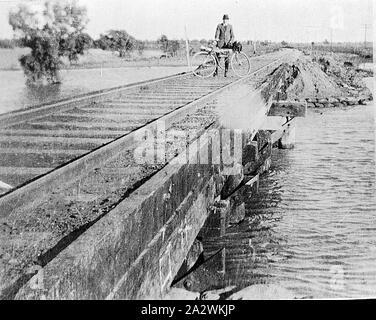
top-left (0, 50), bottom-right (292, 299)
top-left (0, 76), bottom-right (229, 190)
top-left (0, 51), bottom-right (287, 216)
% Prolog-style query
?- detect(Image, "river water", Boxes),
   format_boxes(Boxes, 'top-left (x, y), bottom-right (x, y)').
top-left (202, 78), bottom-right (375, 299)
top-left (251, 106), bottom-right (375, 298)
top-left (0, 66), bottom-right (189, 115)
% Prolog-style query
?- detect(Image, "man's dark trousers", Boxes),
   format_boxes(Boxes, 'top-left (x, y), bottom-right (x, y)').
top-left (215, 42), bottom-right (232, 76)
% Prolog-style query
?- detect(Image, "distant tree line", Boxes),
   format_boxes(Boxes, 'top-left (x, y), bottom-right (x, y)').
top-left (5, 0), bottom-right (291, 85)
top-left (291, 42), bottom-right (373, 59)
top-left (0, 38), bottom-right (25, 49)
top-left (93, 30), bottom-right (148, 57)
top-left (156, 35), bottom-right (180, 57)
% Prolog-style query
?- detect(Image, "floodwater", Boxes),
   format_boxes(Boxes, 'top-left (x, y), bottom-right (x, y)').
top-left (0, 66), bottom-right (189, 115)
top-left (205, 78), bottom-right (375, 299)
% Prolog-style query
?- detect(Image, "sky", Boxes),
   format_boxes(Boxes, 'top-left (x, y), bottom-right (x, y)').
top-left (0, 0), bottom-right (374, 42)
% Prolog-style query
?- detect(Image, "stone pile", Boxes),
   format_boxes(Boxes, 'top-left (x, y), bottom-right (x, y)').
top-left (302, 94), bottom-right (373, 108)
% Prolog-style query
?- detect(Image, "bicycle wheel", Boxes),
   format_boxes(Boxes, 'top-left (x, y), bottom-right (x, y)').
top-left (191, 52), bottom-right (217, 78)
top-left (231, 52), bottom-right (251, 77)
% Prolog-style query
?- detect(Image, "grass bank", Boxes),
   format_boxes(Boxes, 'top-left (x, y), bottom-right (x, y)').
top-left (0, 48), bottom-right (189, 71)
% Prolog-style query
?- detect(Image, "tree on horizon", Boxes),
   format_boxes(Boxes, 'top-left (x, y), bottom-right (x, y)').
top-left (96, 30), bottom-right (136, 58)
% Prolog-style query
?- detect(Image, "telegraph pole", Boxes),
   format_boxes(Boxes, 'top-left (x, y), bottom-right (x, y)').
top-left (184, 25), bottom-right (191, 68)
top-left (304, 25), bottom-right (321, 55)
top-left (361, 24), bottom-right (371, 49)
top-left (330, 28), bottom-right (333, 52)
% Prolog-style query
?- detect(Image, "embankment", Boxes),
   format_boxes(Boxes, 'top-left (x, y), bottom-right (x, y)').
top-left (255, 51), bottom-right (373, 107)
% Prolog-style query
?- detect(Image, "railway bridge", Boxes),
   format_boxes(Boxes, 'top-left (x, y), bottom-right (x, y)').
top-left (0, 49), bottom-right (306, 299)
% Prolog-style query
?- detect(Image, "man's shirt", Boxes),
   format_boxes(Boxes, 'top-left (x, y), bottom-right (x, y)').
top-left (215, 23), bottom-right (234, 47)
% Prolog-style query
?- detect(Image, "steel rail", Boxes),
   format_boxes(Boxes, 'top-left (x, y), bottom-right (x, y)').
top-left (0, 71), bottom-right (192, 128)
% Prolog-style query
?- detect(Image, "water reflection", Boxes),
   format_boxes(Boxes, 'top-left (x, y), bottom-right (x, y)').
top-left (0, 66), bottom-right (189, 114)
top-left (194, 174), bottom-right (291, 295)
top-left (24, 82), bottom-right (62, 107)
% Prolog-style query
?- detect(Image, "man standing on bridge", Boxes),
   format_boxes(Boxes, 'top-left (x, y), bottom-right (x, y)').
top-left (214, 14), bottom-right (235, 77)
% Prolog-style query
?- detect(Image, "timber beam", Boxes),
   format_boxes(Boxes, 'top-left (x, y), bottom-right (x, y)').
top-left (268, 101), bottom-right (307, 117)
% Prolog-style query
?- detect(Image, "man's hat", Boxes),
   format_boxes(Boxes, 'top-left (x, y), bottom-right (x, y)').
top-left (223, 14), bottom-right (229, 20)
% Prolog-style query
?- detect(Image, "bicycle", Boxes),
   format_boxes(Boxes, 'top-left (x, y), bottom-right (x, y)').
top-left (190, 42), bottom-right (251, 78)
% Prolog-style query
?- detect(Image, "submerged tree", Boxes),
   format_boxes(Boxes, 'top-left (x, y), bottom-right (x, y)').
top-left (168, 40), bottom-right (180, 56)
top-left (136, 40), bottom-right (145, 55)
top-left (9, 0), bottom-right (89, 84)
top-left (157, 35), bottom-right (169, 53)
top-left (157, 35), bottom-right (180, 56)
top-left (60, 32), bottom-right (93, 63)
top-left (281, 40), bottom-right (288, 47)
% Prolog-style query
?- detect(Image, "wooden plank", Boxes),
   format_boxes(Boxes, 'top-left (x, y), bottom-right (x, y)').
top-left (26, 121), bottom-right (140, 131)
top-left (244, 132), bottom-right (272, 175)
top-left (268, 101), bottom-right (306, 117)
top-left (279, 118), bottom-right (296, 149)
top-left (245, 174), bottom-right (259, 186)
top-left (0, 135), bottom-right (111, 145)
top-left (0, 129), bottom-right (129, 139)
top-left (57, 112), bottom-right (160, 121)
top-left (0, 180), bottom-right (12, 190)
top-left (0, 166), bottom-right (53, 175)
top-left (83, 106), bottom-right (170, 114)
top-left (271, 129), bottom-right (284, 145)
top-left (111, 96), bottom-right (193, 102)
top-left (102, 100), bottom-right (184, 105)
top-left (0, 148), bottom-right (88, 155)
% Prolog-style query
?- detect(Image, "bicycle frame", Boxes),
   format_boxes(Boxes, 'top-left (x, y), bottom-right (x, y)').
top-left (204, 48), bottom-right (233, 70)
top-left (193, 45), bottom-right (250, 78)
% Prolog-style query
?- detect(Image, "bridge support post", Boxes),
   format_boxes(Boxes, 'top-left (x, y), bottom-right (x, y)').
top-left (279, 118), bottom-right (296, 149)
top-left (262, 100), bottom-right (306, 150)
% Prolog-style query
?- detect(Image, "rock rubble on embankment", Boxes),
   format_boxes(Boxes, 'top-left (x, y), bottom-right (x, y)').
top-left (259, 51), bottom-right (373, 107)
